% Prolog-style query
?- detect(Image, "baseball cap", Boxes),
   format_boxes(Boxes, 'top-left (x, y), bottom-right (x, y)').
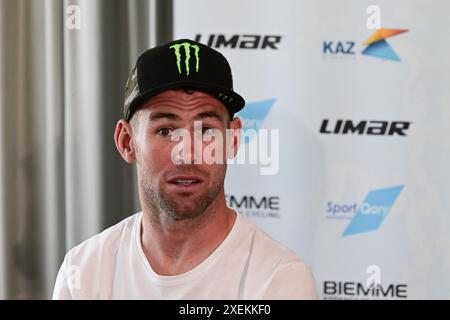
top-left (123, 38), bottom-right (246, 121)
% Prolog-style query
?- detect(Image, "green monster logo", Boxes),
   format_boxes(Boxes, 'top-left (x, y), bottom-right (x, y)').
top-left (170, 42), bottom-right (200, 75)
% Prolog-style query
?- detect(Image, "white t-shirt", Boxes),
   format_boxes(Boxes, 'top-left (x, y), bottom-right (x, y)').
top-left (53, 212), bottom-right (317, 299)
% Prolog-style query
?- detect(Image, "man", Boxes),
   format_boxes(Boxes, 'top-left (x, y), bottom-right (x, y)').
top-left (53, 39), bottom-right (317, 299)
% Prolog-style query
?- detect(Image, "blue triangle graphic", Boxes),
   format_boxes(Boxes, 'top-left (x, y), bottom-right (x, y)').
top-left (236, 98), bottom-right (275, 144)
top-left (362, 39), bottom-right (400, 61)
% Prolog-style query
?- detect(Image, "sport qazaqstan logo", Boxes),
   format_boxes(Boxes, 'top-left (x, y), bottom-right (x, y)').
top-left (362, 28), bottom-right (408, 61)
top-left (326, 185), bottom-right (404, 236)
top-left (235, 98), bottom-right (275, 144)
top-left (343, 185), bottom-right (404, 236)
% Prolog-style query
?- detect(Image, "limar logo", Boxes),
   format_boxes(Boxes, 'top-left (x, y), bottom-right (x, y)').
top-left (362, 29), bottom-right (408, 61)
top-left (343, 185), bottom-right (404, 236)
top-left (170, 42), bottom-right (200, 75)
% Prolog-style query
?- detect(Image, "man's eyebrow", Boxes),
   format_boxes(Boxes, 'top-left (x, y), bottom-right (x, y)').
top-left (148, 112), bottom-right (181, 122)
top-left (194, 110), bottom-right (225, 122)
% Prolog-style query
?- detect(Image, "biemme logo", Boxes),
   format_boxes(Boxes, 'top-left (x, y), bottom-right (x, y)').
top-left (226, 194), bottom-right (281, 219)
top-left (170, 42), bottom-right (200, 75)
top-left (342, 185), bottom-right (404, 236)
top-left (236, 98), bottom-right (275, 144)
top-left (362, 29), bottom-right (408, 61)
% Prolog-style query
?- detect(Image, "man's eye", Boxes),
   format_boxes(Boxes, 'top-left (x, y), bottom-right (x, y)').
top-left (157, 128), bottom-right (173, 136)
top-left (202, 127), bottom-right (213, 135)
top-left (195, 127), bottom-right (213, 136)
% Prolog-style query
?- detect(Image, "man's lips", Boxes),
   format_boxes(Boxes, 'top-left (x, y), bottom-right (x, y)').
top-left (167, 175), bottom-right (204, 191)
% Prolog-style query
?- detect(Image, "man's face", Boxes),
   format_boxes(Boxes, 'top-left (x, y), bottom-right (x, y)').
top-left (130, 89), bottom-right (240, 221)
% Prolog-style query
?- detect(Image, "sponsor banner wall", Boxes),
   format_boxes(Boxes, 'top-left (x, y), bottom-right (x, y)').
top-left (174, 0), bottom-right (450, 299)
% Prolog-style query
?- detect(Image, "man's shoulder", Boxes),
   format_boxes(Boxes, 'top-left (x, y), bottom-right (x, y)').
top-left (238, 215), bottom-right (306, 266)
top-left (237, 215), bottom-right (318, 298)
top-left (65, 212), bottom-right (140, 265)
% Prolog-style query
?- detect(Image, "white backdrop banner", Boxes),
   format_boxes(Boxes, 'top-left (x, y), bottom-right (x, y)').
top-left (174, 0), bottom-right (450, 299)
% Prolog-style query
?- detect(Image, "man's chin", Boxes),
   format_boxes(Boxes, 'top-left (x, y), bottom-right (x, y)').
top-left (166, 208), bottom-right (205, 221)
top-left (155, 182), bottom-right (223, 220)
top-left (162, 198), bottom-right (208, 220)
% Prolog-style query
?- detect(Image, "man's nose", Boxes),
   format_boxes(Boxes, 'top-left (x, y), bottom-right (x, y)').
top-left (173, 122), bottom-right (203, 165)
top-left (189, 122), bottom-right (204, 164)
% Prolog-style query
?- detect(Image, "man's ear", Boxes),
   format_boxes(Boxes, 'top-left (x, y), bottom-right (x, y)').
top-left (114, 119), bottom-right (136, 163)
top-left (227, 117), bottom-right (242, 159)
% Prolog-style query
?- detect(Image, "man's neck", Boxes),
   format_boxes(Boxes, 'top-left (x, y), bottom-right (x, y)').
top-left (140, 195), bottom-right (236, 276)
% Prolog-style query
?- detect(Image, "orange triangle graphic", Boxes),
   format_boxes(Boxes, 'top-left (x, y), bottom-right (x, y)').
top-left (363, 29), bottom-right (408, 45)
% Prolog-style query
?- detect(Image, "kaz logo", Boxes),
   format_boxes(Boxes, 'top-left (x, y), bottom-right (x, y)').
top-left (323, 41), bottom-right (356, 56)
top-left (323, 27), bottom-right (408, 61)
top-left (362, 29), bottom-right (408, 61)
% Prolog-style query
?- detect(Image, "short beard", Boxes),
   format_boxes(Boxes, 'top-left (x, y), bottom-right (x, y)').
top-left (140, 168), bottom-right (225, 223)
